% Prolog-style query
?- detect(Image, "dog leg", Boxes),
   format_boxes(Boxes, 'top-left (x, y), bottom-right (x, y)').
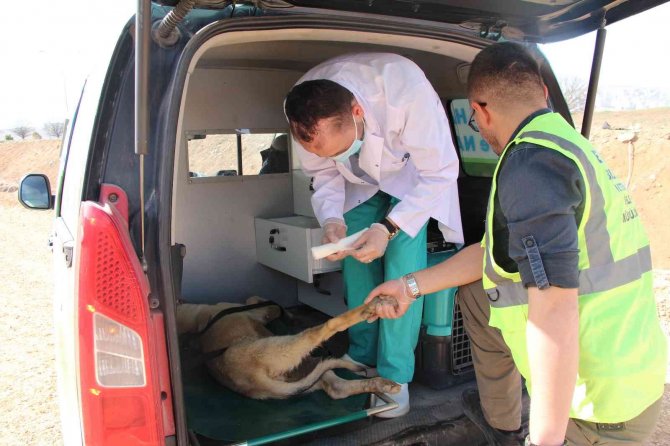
top-left (257, 297), bottom-right (384, 377)
top-left (316, 370), bottom-right (401, 399)
top-left (243, 358), bottom-right (352, 399)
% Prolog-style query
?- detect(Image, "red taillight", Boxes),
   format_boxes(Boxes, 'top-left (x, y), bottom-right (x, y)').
top-left (77, 198), bottom-right (166, 446)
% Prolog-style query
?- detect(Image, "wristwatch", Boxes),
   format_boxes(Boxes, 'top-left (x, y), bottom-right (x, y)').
top-left (403, 273), bottom-right (422, 299)
top-left (380, 218), bottom-right (400, 240)
top-left (524, 435), bottom-right (568, 446)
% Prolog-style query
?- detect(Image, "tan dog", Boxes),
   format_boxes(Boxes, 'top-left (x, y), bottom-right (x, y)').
top-left (177, 297), bottom-right (401, 400)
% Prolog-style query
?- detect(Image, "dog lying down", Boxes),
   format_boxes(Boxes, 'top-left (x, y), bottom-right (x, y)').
top-left (176, 296), bottom-right (401, 400)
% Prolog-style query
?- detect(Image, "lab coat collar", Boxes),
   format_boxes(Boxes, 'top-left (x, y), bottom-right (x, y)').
top-left (358, 132), bottom-right (383, 183)
top-left (335, 161), bottom-right (363, 184)
top-left (326, 86), bottom-right (382, 185)
top-left (350, 92), bottom-right (382, 183)
top-left (333, 130), bottom-right (383, 185)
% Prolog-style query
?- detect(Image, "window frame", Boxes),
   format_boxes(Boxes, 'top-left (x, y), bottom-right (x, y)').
top-left (446, 99), bottom-right (499, 178)
top-left (185, 127), bottom-right (291, 183)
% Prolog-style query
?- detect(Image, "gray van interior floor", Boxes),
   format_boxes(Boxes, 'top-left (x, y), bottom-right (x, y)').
top-left (183, 304), bottom-right (528, 446)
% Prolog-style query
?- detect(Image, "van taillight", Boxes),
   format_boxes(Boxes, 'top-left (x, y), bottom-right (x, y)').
top-left (77, 201), bottom-right (164, 446)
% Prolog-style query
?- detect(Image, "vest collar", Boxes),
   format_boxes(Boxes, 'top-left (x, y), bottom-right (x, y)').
top-left (505, 108), bottom-right (553, 148)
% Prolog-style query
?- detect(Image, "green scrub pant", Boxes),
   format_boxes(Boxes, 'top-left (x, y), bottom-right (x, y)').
top-left (343, 191), bottom-right (427, 384)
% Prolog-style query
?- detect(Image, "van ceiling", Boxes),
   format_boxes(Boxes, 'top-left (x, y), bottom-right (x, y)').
top-left (196, 40), bottom-right (468, 98)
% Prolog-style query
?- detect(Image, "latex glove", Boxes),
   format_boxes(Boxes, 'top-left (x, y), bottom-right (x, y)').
top-left (322, 218), bottom-right (350, 261)
top-left (364, 277), bottom-right (416, 321)
top-left (350, 223), bottom-right (389, 264)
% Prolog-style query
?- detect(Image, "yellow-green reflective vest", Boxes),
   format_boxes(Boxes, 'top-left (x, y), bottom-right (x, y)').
top-left (482, 112), bottom-right (666, 423)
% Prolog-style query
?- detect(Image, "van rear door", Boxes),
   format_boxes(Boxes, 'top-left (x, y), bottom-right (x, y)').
top-left (154, 0), bottom-right (668, 42)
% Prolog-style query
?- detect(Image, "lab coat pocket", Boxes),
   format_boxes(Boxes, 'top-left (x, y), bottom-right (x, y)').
top-left (386, 151), bottom-right (411, 171)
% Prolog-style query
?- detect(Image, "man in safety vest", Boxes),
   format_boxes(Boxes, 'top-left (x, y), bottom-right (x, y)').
top-left (365, 42), bottom-right (666, 445)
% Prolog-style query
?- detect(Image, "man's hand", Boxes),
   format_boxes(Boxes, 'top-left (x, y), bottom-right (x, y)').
top-left (322, 218), bottom-right (350, 261)
top-left (363, 278), bottom-right (415, 321)
top-left (350, 223), bottom-right (389, 264)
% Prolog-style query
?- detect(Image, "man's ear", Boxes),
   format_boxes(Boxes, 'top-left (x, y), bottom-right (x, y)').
top-left (351, 100), bottom-right (364, 119)
top-left (543, 83), bottom-right (549, 101)
top-left (473, 102), bottom-right (491, 128)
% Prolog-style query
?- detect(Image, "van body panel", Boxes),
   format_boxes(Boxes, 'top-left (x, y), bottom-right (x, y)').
top-left (53, 20), bottom-right (125, 446)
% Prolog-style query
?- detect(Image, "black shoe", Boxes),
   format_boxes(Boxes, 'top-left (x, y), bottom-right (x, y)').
top-left (461, 388), bottom-right (527, 446)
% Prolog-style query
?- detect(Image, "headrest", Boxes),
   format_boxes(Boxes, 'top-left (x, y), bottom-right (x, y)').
top-left (270, 134), bottom-right (289, 152)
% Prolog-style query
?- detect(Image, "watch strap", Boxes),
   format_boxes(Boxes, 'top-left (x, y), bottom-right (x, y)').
top-left (524, 436), bottom-right (568, 446)
top-left (380, 218), bottom-right (400, 240)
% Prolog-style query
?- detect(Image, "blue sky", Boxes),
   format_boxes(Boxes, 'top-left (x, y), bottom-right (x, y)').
top-left (0, 1), bottom-right (668, 131)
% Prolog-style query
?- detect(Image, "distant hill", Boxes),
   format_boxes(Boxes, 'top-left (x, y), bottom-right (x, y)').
top-left (597, 86), bottom-right (670, 110)
top-left (0, 140), bottom-right (60, 191)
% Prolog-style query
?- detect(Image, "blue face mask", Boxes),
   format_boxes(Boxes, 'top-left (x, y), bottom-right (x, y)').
top-left (330, 114), bottom-right (363, 163)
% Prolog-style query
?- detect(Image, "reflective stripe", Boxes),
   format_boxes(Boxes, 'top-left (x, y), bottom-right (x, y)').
top-left (489, 245), bottom-right (652, 308)
top-left (579, 244), bottom-right (652, 295)
top-left (489, 282), bottom-right (527, 308)
top-left (485, 127), bottom-right (615, 287)
top-left (483, 219), bottom-right (512, 285)
top-left (518, 131), bottom-right (614, 267)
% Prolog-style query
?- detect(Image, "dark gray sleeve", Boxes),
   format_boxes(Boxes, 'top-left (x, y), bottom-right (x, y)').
top-left (497, 146), bottom-right (583, 289)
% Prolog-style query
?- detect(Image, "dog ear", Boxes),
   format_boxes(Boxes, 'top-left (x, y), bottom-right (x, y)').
top-left (245, 295), bottom-right (265, 305)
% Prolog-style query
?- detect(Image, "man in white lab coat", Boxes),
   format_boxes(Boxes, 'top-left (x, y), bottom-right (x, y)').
top-left (284, 53), bottom-right (463, 417)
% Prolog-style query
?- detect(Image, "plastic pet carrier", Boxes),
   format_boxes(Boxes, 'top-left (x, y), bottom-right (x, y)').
top-left (415, 244), bottom-right (475, 389)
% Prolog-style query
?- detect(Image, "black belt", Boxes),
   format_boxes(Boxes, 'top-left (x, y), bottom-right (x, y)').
top-left (596, 422), bottom-right (626, 431)
top-left (199, 300), bottom-right (282, 335)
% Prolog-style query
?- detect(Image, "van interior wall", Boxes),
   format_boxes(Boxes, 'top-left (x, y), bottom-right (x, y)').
top-left (173, 67), bottom-right (302, 306)
top-left (171, 36), bottom-right (474, 306)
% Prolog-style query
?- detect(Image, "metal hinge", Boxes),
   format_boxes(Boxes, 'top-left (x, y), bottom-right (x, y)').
top-left (63, 241), bottom-right (74, 268)
top-left (479, 21), bottom-right (505, 41)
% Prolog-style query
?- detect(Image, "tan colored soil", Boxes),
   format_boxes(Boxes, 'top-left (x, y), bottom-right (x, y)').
top-left (0, 109), bottom-right (668, 445)
top-left (0, 204), bottom-right (62, 445)
top-left (573, 109), bottom-right (670, 269)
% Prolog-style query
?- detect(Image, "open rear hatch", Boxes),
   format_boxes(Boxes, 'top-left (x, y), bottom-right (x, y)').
top-left (154, 0), bottom-right (668, 42)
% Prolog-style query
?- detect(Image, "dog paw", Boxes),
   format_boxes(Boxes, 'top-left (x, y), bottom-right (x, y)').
top-left (376, 378), bottom-right (401, 394)
top-left (361, 298), bottom-right (381, 318)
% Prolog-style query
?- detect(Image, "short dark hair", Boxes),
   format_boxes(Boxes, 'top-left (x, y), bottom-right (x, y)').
top-left (467, 42), bottom-right (544, 104)
top-left (284, 79), bottom-right (354, 142)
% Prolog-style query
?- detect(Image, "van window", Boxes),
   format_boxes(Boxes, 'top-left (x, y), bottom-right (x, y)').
top-left (449, 99), bottom-right (498, 177)
top-left (187, 130), bottom-right (290, 178)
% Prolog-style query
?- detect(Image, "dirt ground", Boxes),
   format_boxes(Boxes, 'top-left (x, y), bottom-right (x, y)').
top-left (0, 109), bottom-right (668, 445)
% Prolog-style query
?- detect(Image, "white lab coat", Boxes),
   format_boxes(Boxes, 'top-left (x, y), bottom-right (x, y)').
top-left (294, 53), bottom-right (463, 243)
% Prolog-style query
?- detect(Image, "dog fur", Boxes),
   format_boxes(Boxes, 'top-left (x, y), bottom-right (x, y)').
top-left (177, 297), bottom-right (400, 400)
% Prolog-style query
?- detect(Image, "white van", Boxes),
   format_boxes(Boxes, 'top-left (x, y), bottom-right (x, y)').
top-left (18, 1), bottom-right (667, 445)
